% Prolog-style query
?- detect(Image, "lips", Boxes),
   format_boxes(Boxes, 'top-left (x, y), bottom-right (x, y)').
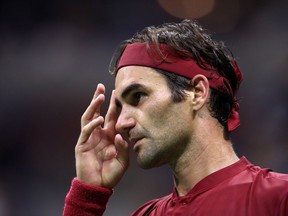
top-left (128, 131), bottom-right (145, 147)
top-left (129, 137), bottom-right (144, 152)
top-left (129, 137), bottom-right (143, 144)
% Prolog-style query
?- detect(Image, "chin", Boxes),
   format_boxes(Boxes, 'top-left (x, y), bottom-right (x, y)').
top-left (137, 155), bottom-right (165, 169)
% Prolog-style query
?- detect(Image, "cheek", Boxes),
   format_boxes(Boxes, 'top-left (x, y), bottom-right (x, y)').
top-left (145, 98), bottom-right (171, 122)
top-left (153, 101), bottom-right (192, 132)
top-left (139, 93), bottom-right (192, 133)
top-left (146, 101), bottom-right (185, 130)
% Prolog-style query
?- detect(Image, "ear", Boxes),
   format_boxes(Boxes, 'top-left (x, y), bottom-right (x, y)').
top-left (190, 74), bottom-right (210, 111)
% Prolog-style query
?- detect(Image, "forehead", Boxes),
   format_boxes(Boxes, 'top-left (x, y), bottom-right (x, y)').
top-left (115, 66), bottom-right (167, 91)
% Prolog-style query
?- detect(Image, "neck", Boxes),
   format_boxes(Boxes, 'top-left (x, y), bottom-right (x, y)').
top-left (170, 125), bottom-right (239, 196)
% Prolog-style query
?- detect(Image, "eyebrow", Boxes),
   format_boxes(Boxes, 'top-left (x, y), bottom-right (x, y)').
top-left (121, 83), bottom-right (144, 99)
top-left (115, 83), bottom-right (145, 107)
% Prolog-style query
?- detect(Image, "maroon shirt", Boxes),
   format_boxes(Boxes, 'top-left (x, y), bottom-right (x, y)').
top-left (63, 157), bottom-right (288, 216)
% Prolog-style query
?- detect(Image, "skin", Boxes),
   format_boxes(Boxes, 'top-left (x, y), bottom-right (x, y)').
top-left (75, 65), bottom-right (239, 195)
top-left (75, 83), bottom-right (129, 188)
top-left (114, 66), bottom-right (196, 169)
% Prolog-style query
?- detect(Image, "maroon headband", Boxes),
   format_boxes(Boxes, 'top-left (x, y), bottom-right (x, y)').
top-left (116, 42), bottom-right (242, 131)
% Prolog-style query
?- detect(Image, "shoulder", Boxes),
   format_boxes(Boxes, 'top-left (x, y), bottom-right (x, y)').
top-left (231, 157), bottom-right (288, 191)
top-left (253, 168), bottom-right (288, 215)
top-left (247, 164), bottom-right (288, 188)
top-left (244, 163), bottom-right (288, 207)
top-left (265, 170), bottom-right (288, 182)
top-left (217, 159), bottom-right (288, 215)
top-left (227, 158), bottom-right (288, 203)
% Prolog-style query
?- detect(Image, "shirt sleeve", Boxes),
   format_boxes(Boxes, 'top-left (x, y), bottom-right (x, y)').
top-left (63, 178), bottom-right (113, 216)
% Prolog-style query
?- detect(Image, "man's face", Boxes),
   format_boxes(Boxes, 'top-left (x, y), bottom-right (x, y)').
top-left (115, 66), bottom-right (194, 169)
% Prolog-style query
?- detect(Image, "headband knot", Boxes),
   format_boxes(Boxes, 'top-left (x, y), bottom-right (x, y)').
top-left (227, 97), bottom-right (240, 131)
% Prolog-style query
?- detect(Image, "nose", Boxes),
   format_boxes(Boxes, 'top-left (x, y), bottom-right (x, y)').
top-left (115, 109), bottom-right (136, 134)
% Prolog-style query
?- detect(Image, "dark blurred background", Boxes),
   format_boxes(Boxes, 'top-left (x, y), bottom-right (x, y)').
top-left (0, 0), bottom-right (288, 215)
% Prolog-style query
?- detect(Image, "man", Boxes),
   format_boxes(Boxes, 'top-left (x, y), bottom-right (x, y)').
top-left (63, 20), bottom-right (288, 215)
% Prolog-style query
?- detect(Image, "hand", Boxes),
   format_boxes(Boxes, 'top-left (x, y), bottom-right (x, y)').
top-left (75, 83), bottom-right (129, 189)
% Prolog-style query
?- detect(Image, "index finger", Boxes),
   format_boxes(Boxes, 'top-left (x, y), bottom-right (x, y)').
top-left (92, 83), bottom-right (105, 100)
top-left (104, 90), bottom-right (118, 129)
top-left (81, 84), bottom-right (106, 128)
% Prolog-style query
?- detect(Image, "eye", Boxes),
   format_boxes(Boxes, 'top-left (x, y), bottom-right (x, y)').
top-left (130, 92), bottom-right (147, 106)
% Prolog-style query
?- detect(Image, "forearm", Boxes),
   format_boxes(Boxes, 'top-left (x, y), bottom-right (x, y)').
top-left (63, 178), bottom-right (113, 216)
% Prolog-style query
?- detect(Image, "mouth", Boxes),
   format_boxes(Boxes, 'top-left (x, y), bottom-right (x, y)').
top-left (129, 137), bottom-right (142, 144)
top-left (129, 137), bottom-right (145, 150)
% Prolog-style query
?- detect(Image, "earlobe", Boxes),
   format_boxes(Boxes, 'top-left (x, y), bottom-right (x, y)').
top-left (190, 75), bottom-right (210, 110)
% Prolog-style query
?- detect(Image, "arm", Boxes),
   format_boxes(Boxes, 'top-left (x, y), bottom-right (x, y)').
top-left (63, 84), bottom-right (129, 216)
